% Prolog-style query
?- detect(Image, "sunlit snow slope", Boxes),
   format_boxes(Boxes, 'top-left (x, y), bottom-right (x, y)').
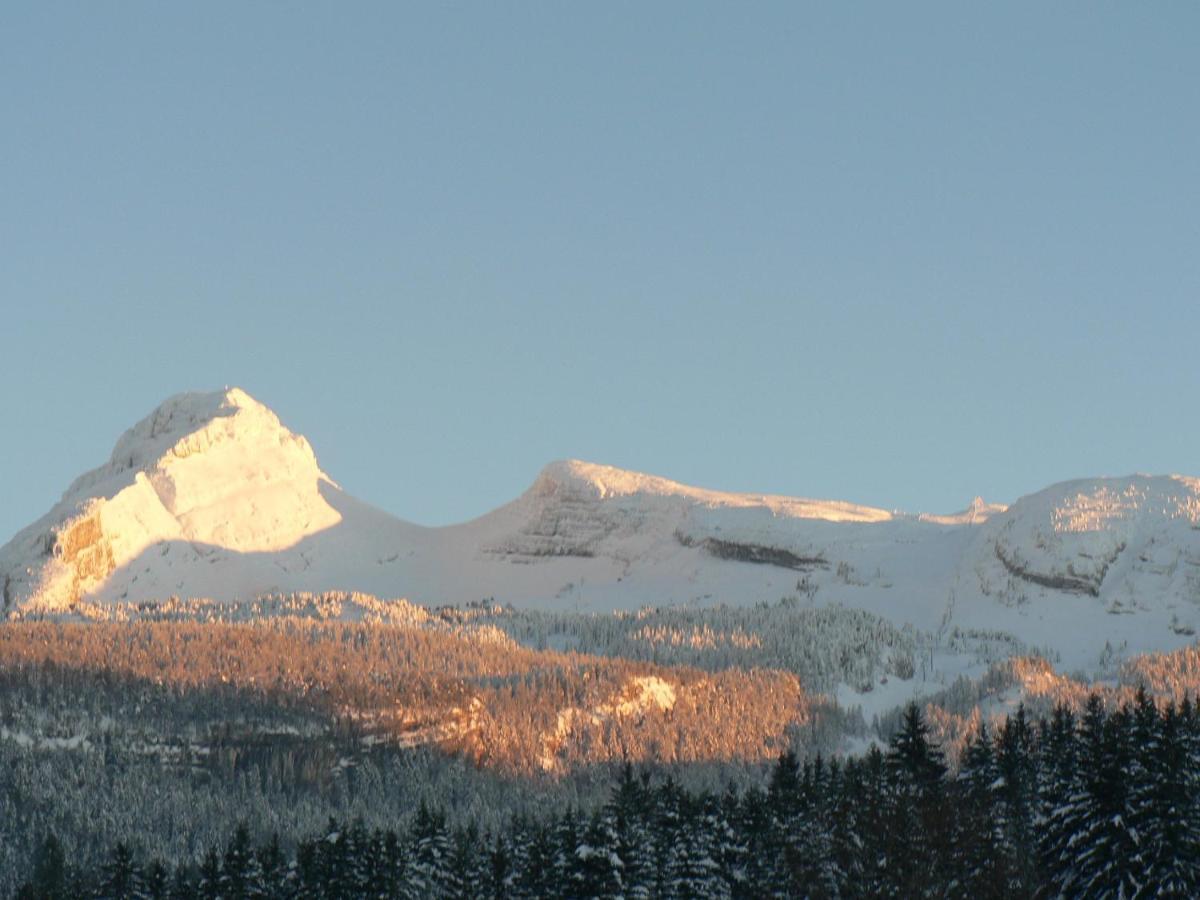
top-left (3, 388), bottom-right (1200, 678)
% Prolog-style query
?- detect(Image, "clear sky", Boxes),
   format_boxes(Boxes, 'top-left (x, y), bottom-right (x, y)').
top-left (3, 3), bottom-right (1198, 542)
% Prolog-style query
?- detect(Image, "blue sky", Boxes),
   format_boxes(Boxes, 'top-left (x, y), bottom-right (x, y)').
top-left (3, 3), bottom-right (1198, 540)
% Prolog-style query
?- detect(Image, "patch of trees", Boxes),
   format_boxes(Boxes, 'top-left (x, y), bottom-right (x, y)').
top-left (675, 531), bottom-right (828, 571)
top-left (454, 599), bottom-right (922, 693)
top-left (0, 621), bottom-right (812, 775)
top-left (19, 693), bottom-right (1200, 898)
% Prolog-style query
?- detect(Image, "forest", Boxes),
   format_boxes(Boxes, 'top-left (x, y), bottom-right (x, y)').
top-left (16, 694), bottom-right (1200, 898)
top-left (7, 599), bottom-right (1200, 894)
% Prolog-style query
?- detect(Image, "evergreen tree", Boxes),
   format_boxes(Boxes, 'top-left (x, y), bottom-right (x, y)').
top-left (382, 829), bottom-right (408, 897)
top-left (1038, 703), bottom-right (1082, 897)
top-left (995, 706), bottom-right (1039, 893)
top-left (773, 755), bottom-right (837, 898)
top-left (1131, 696), bottom-right (1200, 897)
top-left (221, 823), bottom-right (265, 898)
top-left (732, 784), bottom-right (774, 896)
top-left (681, 793), bottom-right (733, 899)
top-left (18, 832), bottom-right (68, 900)
top-left (96, 842), bottom-right (144, 900)
top-left (197, 847), bottom-right (222, 900)
top-left (715, 785), bottom-right (751, 899)
top-left (606, 764), bottom-right (653, 900)
top-left (294, 839), bottom-right (322, 899)
top-left (573, 811), bottom-right (624, 899)
top-left (954, 721), bottom-right (1009, 897)
top-left (344, 820), bottom-right (373, 897)
top-left (553, 806), bottom-right (584, 900)
top-left (848, 746), bottom-right (892, 898)
top-left (408, 802), bottom-right (453, 898)
top-left (168, 865), bottom-right (196, 900)
top-left (487, 833), bottom-right (512, 899)
top-left (321, 818), bottom-right (356, 900)
top-left (649, 780), bottom-right (688, 899)
top-left (446, 823), bottom-right (486, 900)
top-left (512, 822), bottom-right (556, 899)
top-left (142, 861), bottom-right (169, 900)
top-left (256, 832), bottom-right (289, 898)
top-left (1070, 697), bottom-right (1141, 898)
top-left (884, 702), bottom-right (950, 897)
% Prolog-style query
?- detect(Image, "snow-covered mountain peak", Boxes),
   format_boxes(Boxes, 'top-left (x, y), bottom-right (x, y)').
top-left (1002, 474), bottom-right (1200, 537)
top-left (918, 496), bottom-right (1007, 526)
top-left (531, 459), bottom-right (704, 502)
top-left (65, 387), bottom-right (329, 498)
top-left (530, 459), bottom-right (894, 523)
top-left (969, 473), bottom-right (1200, 606)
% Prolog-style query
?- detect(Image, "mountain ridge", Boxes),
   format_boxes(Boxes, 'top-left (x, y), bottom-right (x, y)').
top-left (4, 388), bottom-right (1200, 686)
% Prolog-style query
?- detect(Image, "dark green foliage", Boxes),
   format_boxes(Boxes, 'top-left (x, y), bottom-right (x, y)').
top-left (881, 703), bottom-right (951, 897)
top-left (96, 842), bottom-right (142, 899)
top-left (954, 721), bottom-right (1011, 897)
top-left (18, 697), bottom-right (1200, 899)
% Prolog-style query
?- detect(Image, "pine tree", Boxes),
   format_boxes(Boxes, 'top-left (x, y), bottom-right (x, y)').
top-left (1070, 697), bottom-right (1141, 898)
top-left (408, 802), bottom-right (453, 899)
top-left (220, 823), bottom-right (265, 898)
top-left (715, 785), bottom-right (751, 899)
top-left (883, 702), bottom-right (950, 897)
top-left (142, 861), bottom-right (169, 900)
top-left (606, 764), bottom-right (653, 900)
top-left (773, 755), bottom-right (837, 898)
top-left (168, 865), bottom-right (196, 900)
top-left (1038, 703), bottom-right (1082, 897)
top-left (554, 806), bottom-right (585, 900)
top-left (844, 746), bottom-right (891, 898)
top-left (96, 842), bottom-right (144, 900)
top-left (20, 832), bottom-right (67, 900)
top-left (1131, 696), bottom-right (1200, 897)
top-left (294, 838), bottom-right (323, 898)
top-left (680, 794), bottom-right (733, 899)
top-left (487, 833), bottom-right (512, 899)
top-left (732, 784), bottom-right (775, 895)
top-left (343, 820), bottom-right (373, 898)
top-left (446, 824), bottom-right (486, 900)
top-left (512, 822), bottom-right (556, 899)
top-left (650, 779), bottom-right (689, 899)
top-left (995, 706), bottom-right (1039, 893)
top-left (954, 721), bottom-right (1009, 898)
top-left (765, 750), bottom-right (803, 897)
top-left (256, 832), bottom-right (289, 898)
top-left (573, 811), bottom-right (624, 899)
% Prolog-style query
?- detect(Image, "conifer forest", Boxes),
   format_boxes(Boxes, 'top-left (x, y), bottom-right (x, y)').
top-left (3, 599), bottom-right (1200, 897)
top-left (15, 694), bottom-right (1200, 898)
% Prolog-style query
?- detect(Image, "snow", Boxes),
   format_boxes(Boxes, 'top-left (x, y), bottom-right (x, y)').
top-left (0, 388), bottom-right (341, 613)
top-left (535, 459), bottom-right (898, 523)
top-left (598, 676), bottom-right (677, 717)
top-left (4, 388), bottom-right (1200, 721)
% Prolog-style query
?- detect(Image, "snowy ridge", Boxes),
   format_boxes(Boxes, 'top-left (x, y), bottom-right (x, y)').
top-left (532, 459), bottom-right (896, 522)
top-left (970, 475), bottom-right (1200, 605)
top-left (3, 388), bottom-right (1200, 694)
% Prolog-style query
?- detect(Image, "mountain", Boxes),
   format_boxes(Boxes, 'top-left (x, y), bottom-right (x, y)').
top-left (3, 388), bottom-right (1200, 679)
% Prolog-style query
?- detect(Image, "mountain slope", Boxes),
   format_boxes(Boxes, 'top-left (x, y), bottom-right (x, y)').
top-left (0, 389), bottom-right (985, 618)
top-left (4, 388), bottom-right (1200, 683)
